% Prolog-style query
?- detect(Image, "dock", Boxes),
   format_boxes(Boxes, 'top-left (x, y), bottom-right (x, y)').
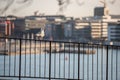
top-left (45, 49), bottom-right (96, 54)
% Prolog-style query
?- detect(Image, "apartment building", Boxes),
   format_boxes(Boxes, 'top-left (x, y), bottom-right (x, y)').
top-left (91, 20), bottom-right (108, 41)
top-left (108, 22), bottom-right (120, 42)
top-left (74, 20), bottom-right (91, 42)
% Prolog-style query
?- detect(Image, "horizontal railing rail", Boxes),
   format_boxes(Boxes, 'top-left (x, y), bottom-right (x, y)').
top-left (0, 37), bottom-right (120, 80)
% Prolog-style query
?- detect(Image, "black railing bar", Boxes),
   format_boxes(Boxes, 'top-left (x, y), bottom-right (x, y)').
top-left (59, 42), bottom-right (61, 78)
top-left (97, 45), bottom-right (98, 80)
top-left (73, 43), bottom-right (75, 79)
top-left (68, 42), bottom-right (70, 78)
top-left (0, 76), bottom-right (21, 80)
top-left (78, 43), bottom-right (80, 80)
top-left (92, 43), bottom-right (94, 80)
top-left (9, 39), bottom-right (11, 76)
top-left (101, 45), bottom-right (103, 80)
top-left (63, 43), bottom-right (66, 78)
top-left (29, 39), bottom-right (32, 76)
top-left (1, 76), bottom-right (82, 80)
top-left (19, 39), bottom-right (22, 80)
top-left (106, 45), bottom-right (109, 80)
top-left (34, 39), bottom-right (36, 77)
top-left (0, 76), bottom-right (82, 80)
top-left (39, 40), bottom-right (41, 77)
top-left (44, 41), bottom-right (47, 77)
top-left (14, 38), bottom-right (17, 76)
top-left (54, 42), bottom-right (56, 78)
top-left (1, 37), bottom-right (120, 47)
top-left (3, 39), bottom-right (6, 76)
top-left (111, 46), bottom-right (113, 80)
top-left (116, 47), bottom-right (118, 80)
top-left (79, 43), bottom-right (81, 80)
top-left (49, 41), bottom-right (52, 80)
top-left (24, 39), bottom-right (27, 76)
top-left (83, 44), bottom-right (84, 79)
top-left (87, 44), bottom-right (89, 80)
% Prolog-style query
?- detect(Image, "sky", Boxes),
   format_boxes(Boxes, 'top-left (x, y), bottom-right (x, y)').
top-left (0, 0), bottom-right (120, 18)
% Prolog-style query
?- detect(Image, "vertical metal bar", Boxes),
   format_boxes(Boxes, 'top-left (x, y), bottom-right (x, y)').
top-left (59, 42), bottom-right (61, 78)
top-left (116, 47), bottom-right (118, 80)
top-left (92, 45), bottom-right (94, 80)
top-left (73, 43), bottom-right (75, 79)
top-left (44, 41), bottom-right (46, 77)
top-left (64, 42), bottom-right (65, 78)
top-left (68, 42), bottom-right (70, 78)
top-left (14, 39), bottom-right (17, 76)
top-left (34, 40), bottom-right (36, 77)
top-left (9, 39), bottom-right (11, 76)
top-left (78, 43), bottom-right (80, 80)
top-left (111, 46), bottom-right (113, 80)
top-left (24, 39), bottom-right (26, 76)
top-left (54, 42), bottom-right (56, 78)
top-left (29, 39), bottom-right (31, 76)
top-left (49, 41), bottom-right (52, 80)
top-left (39, 40), bottom-right (41, 77)
top-left (4, 38), bottom-right (6, 75)
top-left (106, 45), bottom-right (109, 80)
top-left (101, 46), bottom-right (103, 80)
top-left (97, 45), bottom-right (99, 80)
top-left (87, 44), bottom-right (89, 80)
top-left (19, 39), bottom-right (22, 80)
top-left (83, 44), bottom-right (84, 79)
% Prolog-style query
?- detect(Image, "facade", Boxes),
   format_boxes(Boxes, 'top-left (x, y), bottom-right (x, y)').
top-left (44, 23), bottom-right (55, 40)
top-left (74, 20), bottom-right (108, 42)
top-left (108, 22), bottom-right (120, 41)
top-left (0, 12), bottom-right (119, 45)
top-left (25, 19), bottom-right (47, 30)
top-left (91, 21), bottom-right (108, 41)
top-left (44, 23), bottom-right (64, 40)
top-left (94, 7), bottom-right (109, 17)
top-left (0, 20), bottom-right (14, 37)
top-left (14, 18), bottom-right (25, 37)
top-left (24, 15), bottom-right (65, 39)
top-left (74, 20), bottom-right (91, 42)
top-left (64, 20), bottom-right (74, 40)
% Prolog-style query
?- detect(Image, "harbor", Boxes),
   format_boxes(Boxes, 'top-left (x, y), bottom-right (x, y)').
top-left (0, 40), bottom-right (96, 55)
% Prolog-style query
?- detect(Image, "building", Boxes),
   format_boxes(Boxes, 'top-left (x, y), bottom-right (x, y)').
top-left (108, 22), bottom-right (120, 42)
top-left (94, 7), bottom-right (109, 17)
top-left (91, 20), bottom-right (108, 41)
top-left (74, 20), bottom-right (91, 42)
top-left (0, 19), bottom-right (14, 37)
top-left (13, 18), bottom-right (25, 37)
top-left (64, 19), bottom-right (74, 40)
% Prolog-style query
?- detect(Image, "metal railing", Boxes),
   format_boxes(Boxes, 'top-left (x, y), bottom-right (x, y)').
top-left (0, 37), bottom-right (120, 80)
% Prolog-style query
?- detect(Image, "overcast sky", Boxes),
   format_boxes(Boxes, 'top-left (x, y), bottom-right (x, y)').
top-left (0, 0), bottom-right (120, 18)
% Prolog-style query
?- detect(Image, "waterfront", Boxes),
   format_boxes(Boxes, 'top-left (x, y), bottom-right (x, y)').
top-left (0, 48), bottom-right (120, 80)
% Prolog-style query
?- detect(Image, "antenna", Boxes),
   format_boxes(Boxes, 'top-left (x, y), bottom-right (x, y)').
top-left (100, 0), bottom-right (107, 7)
top-left (57, 0), bottom-right (71, 15)
top-left (57, 0), bottom-right (65, 15)
top-left (99, 0), bottom-right (110, 16)
top-left (34, 10), bottom-right (39, 16)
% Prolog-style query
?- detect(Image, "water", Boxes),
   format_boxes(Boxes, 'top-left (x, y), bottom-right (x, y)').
top-left (0, 48), bottom-right (120, 80)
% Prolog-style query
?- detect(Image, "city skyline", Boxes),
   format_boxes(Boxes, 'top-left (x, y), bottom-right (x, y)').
top-left (0, 0), bottom-right (120, 18)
